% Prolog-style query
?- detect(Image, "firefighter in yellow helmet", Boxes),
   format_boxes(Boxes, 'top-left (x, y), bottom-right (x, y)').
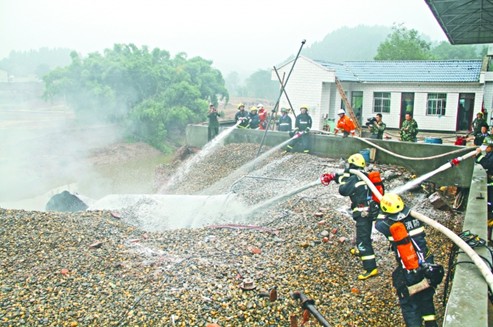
top-left (235, 103), bottom-right (250, 128)
top-left (320, 153), bottom-right (379, 280)
top-left (375, 193), bottom-right (443, 327)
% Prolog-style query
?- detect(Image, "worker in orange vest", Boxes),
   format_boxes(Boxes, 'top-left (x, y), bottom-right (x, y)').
top-left (334, 109), bottom-right (356, 137)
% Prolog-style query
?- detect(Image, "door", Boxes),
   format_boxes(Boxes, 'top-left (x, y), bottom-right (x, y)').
top-left (351, 91), bottom-right (363, 125)
top-left (400, 93), bottom-right (415, 128)
top-left (457, 93), bottom-right (475, 131)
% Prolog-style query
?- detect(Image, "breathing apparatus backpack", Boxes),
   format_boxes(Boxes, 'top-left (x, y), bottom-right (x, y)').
top-left (389, 221), bottom-right (420, 270)
top-left (368, 171), bottom-right (384, 203)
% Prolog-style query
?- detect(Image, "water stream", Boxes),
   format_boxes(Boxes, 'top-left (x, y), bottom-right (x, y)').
top-left (158, 121), bottom-right (240, 193)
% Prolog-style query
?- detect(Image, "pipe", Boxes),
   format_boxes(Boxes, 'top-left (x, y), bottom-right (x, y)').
top-left (349, 165), bottom-right (493, 292)
top-left (291, 291), bottom-right (331, 327)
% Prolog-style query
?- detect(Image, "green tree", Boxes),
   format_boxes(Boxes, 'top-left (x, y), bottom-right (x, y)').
top-left (244, 69), bottom-right (278, 99)
top-left (43, 44), bottom-right (228, 151)
top-left (374, 24), bottom-right (433, 60)
top-left (431, 41), bottom-right (484, 59)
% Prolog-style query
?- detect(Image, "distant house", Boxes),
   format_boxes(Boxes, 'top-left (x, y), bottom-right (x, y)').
top-left (273, 55), bottom-right (493, 132)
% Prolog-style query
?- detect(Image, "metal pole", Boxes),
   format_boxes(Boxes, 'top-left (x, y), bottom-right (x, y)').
top-left (274, 66), bottom-right (296, 119)
top-left (291, 291), bottom-right (331, 327)
top-left (256, 39), bottom-right (306, 158)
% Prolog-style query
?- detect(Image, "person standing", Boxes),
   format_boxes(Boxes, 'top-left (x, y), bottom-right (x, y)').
top-left (235, 103), bottom-right (250, 129)
top-left (400, 113), bottom-right (418, 142)
top-left (257, 103), bottom-right (268, 130)
top-left (207, 104), bottom-right (221, 141)
top-left (286, 105), bottom-right (312, 153)
top-left (247, 106), bottom-right (260, 129)
top-left (471, 112), bottom-right (487, 135)
top-left (375, 193), bottom-right (442, 327)
top-left (277, 107), bottom-right (292, 132)
top-left (320, 153), bottom-right (379, 280)
top-left (368, 113), bottom-right (386, 139)
top-left (334, 109), bottom-right (356, 137)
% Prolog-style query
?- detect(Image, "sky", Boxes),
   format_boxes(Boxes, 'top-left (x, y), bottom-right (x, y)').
top-left (0, 0), bottom-right (448, 75)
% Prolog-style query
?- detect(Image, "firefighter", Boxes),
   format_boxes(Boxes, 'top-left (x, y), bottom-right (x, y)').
top-left (334, 109), bottom-right (356, 137)
top-left (375, 193), bottom-right (442, 327)
top-left (248, 106), bottom-right (260, 129)
top-left (257, 103), bottom-right (268, 130)
top-left (320, 153), bottom-right (379, 280)
top-left (286, 105), bottom-right (312, 153)
top-left (277, 107), bottom-right (292, 132)
top-left (235, 103), bottom-right (250, 128)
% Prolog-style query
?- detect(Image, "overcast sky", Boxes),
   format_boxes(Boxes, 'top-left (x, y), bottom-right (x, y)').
top-left (1, 0), bottom-right (447, 75)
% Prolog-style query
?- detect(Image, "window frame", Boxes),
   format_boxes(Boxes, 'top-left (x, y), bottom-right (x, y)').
top-left (427, 93), bottom-right (447, 116)
top-left (373, 92), bottom-right (391, 113)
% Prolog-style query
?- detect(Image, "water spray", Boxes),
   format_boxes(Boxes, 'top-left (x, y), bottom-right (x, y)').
top-left (350, 167), bottom-right (493, 292)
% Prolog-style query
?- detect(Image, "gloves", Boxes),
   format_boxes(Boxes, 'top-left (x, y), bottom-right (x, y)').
top-left (320, 173), bottom-right (335, 186)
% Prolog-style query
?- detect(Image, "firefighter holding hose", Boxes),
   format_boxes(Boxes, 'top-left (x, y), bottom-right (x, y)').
top-left (375, 193), bottom-right (443, 327)
top-left (320, 153), bottom-right (379, 280)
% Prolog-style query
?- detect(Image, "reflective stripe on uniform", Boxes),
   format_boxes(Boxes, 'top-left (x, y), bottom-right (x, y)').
top-left (353, 206), bottom-right (369, 213)
top-left (355, 181), bottom-right (367, 187)
top-left (361, 254), bottom-right (375, 261)
top-left (422, 314), bottom-right (436, 322)
top-left (337, 173), bottom-right (350, 184)
top-left (387, 226), bottom-right (425, 241)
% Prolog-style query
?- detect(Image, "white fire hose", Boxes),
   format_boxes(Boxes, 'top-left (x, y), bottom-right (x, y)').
top-left (350, 152), bottom-right (493, 292)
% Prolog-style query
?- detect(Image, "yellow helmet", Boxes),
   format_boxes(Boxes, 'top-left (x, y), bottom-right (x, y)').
top-left (300, 105), bottom-right (308, 111)
top-left (347, 153), bottom-right (366, 168)
top-left (380, 193), bottom-right (405, 214)
top-left (250, 106), bottom-right (258, 112)
top-left (238, 103), bottom-right (245, 109)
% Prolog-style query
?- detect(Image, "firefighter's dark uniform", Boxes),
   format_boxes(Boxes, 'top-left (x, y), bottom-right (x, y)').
top-left (334, 170), bottom-right (378, 273)
top-left (375, 207), bottom-right (438, 327)
top-left (277, 114), bottom-right (292, 132)
top-left (287, 112), bottom-right (312, 153)
top-left (235, 109), bottom-right (250, 128)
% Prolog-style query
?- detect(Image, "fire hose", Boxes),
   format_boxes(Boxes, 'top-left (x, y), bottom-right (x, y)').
top-left (291, 291), bottom-right (331, 327)
top-left (349, 149), bottom-right (493, 292)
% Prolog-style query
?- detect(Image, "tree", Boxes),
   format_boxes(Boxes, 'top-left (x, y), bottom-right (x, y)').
top-left (374, 24), bottom-right (433, 60)
top-left (43, 44), bottom-right (228, 151)
top-left (431, 41), bottom-right (484, 60)
top-left (244, 69), bottom-right (278, 99)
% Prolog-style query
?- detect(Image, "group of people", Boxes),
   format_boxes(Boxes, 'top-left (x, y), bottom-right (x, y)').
top-left (321, 153), bottom-right (443, 327)
top-left (209, 102), bottom-right (422, 144)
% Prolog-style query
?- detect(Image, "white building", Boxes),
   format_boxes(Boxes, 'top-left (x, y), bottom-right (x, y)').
top-left (274, 55), bottom-right (493, 132)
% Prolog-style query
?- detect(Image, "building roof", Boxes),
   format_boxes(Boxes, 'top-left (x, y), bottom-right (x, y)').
top-left (426, 0), bottom-right (493, 45)
top-left (315, 59), bottom-right (483, 83)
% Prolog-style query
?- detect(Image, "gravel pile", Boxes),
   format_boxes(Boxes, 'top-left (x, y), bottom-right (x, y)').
top-left (0, 143), bottom-right (464, 326)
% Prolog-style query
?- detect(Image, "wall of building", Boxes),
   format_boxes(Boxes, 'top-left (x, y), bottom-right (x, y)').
top-left (274, 57), bottom-right (335, 131)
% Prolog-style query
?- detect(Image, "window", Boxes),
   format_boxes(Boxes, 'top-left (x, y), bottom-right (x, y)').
top-left (427, 93), bottom-right (446, 116)
top-left (373, 92), bottom-right (390, 113)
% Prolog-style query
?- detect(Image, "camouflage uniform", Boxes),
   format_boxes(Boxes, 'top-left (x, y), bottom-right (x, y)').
top-left (400, 119), bottom-right (418, 142)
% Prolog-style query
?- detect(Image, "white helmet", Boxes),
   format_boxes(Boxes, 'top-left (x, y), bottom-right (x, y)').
top-left (337, 109), bottom-right (346, 115)
top-left (257, 103), bottom-right (263, 108)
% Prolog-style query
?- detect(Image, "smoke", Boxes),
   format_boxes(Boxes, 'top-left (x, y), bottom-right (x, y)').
top-left (0, 82), bottom-right (125, 209)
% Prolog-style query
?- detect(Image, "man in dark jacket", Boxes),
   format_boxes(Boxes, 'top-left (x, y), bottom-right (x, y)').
top-left (320, 153), bottom-right (378, 280)
top-left (207, 104), bottom-right (221, 141)
top-left (286, 105), bottom-right (312, 153)
top-left (235, 103), bottom-right (250, 128)
top-left (277, 107), bottom-right (292, 132)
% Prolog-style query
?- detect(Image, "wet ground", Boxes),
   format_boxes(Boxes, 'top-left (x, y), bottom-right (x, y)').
top-left (0, 142), bottom-right (464, 326)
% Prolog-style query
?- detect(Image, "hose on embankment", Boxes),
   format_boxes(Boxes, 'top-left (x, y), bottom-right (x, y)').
top-left (350, 166), bottom-right (493, 292)
top-left (354, 136), bottom-right (474, 161)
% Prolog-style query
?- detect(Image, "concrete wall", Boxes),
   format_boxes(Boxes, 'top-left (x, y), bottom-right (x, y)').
top-left (186, 124), bottom-right (474, 188)
top-left (443, 164), bottom-right (489, 327)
